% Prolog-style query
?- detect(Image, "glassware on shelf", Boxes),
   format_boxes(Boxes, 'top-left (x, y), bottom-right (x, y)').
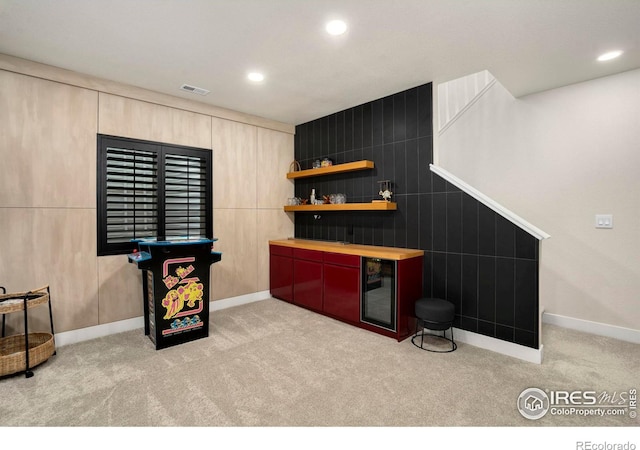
top-left (321, 157), bottom-right (333, 167)
top-left (326, 193), bottom-right (346, 204)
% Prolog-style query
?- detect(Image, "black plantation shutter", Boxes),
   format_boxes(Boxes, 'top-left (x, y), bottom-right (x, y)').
top-left (163, 153), bottom-right (208, 240)
top-left (104, 146), bottom-right (158, 246)
top-left (98, 135), bottom-right (212, 256)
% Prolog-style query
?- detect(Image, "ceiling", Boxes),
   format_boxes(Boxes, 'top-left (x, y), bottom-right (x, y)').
top-left (0, 0), bottom-right (638, 125)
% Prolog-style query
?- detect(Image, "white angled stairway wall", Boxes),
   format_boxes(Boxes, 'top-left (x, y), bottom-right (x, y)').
top-left (437, 69), bottom-right (496, 135)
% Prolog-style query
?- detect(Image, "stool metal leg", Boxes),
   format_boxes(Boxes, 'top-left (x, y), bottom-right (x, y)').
top-left (1, 286), bottom-right (5, 338)
top-left (23, 292), bottom-right (34, 378)
top-left (451, 327), bottom-right (456, 351)
top-left (412, 322), bottom-right (457, 353)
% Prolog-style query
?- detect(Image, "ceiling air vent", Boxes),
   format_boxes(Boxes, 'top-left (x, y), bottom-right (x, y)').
top-left (179, 84), bottom-right (210, 96)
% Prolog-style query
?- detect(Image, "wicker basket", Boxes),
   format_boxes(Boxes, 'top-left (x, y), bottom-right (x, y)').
top-left (288, 160), bottom-right (301, 173)
top-left (0, 286), bottom-right (49, 314)
top-left (0, 332), bottom-right (55, 376)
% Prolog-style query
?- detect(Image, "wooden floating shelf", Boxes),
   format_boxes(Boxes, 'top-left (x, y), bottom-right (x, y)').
top-left (284, 202), bottom-right (397, 212)
top-left (286, 160), bottom-right (374, 179)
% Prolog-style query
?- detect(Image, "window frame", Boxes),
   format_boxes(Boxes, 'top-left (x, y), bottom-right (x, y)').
top-left (97, 134), bottom-right (212, 256)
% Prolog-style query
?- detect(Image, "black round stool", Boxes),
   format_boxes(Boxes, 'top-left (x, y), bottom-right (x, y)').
top-left (412, 297), bottom-right (457, 353)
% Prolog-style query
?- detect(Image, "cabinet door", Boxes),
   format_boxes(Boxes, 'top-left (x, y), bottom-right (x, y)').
top-left (270, 254), bottom-right (293, 302)
top-left (323, 263), bottom-right (360, 323)
top-left (396, 256), bottom-right (424, 340)
top-left (293, 259), bottom-right (323, 312)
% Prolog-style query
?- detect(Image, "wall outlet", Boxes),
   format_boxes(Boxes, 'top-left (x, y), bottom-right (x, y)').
top-left (595, 214), bottom-right (613, 229)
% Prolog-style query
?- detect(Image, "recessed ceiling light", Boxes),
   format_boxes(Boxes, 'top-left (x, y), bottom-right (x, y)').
top-left (597, 50), bottom-right (623, 62)
top-left (247, 72), bottom-right (264, 82)
top-left (326, 19), bottom-right (347, 36)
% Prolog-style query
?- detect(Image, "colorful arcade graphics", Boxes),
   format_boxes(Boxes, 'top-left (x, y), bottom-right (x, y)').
top-left (127, 238), bottom-right (222, 350)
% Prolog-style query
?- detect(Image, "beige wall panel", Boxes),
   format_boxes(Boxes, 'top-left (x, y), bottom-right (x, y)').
top-left (256, 210), bottom-right (295, 291)
top-left (0, 53), bottom-right (295, 135)
top-left (97, 256), bottom-right (144, 324)
top-left (210, 209), bottom-right (258, 300)
top-left (257, 128), bottom-right (295, 209)
top-left (0, 208), bottom-right (98, 334)
top-left (0, 70), bottom-right (98, 208)
top-left (211, 118), bottom-right (257, 209)
top-left (98, 93), bottom-right (211, 149)
top-left (0, 63), bottom-right (297, 337)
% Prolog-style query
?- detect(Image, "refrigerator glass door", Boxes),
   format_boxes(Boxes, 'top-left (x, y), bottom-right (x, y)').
top-left (361, 258), bottom-right (396, 331)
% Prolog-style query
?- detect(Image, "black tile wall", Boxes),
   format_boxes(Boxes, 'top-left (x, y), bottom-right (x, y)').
top-left (432, 251), bottom-right (447, 300)
top-left (446, 253), bottom-right (462, 314)
top-left (462, 195), bottom-right (479, 255)
top-left (495, 258), bottom-right (515, 326)
top-left (293, 82), bottom-right (540, 349)
top-left (478, 203), bottom-right (496, 256)
top-left (446, 192), bottom-right (462, 253)
top-left (478, 256), bottom-right (496, 323)
top-left (461, 255), bottom-right (478, 318)
top-left (432, 194), bottom-right (447, 252)
top-left (496, 215), bottom-right (515, 258)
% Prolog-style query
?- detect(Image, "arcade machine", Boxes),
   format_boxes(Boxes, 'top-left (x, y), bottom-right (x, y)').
top-left (127, 238), bottom-right (222, 350)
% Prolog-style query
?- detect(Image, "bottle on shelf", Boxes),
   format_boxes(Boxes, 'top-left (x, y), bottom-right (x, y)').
top-left (310, 189), bottom-right (316, 205)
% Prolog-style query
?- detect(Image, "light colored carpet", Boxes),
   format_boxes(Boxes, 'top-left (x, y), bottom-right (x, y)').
top-left (1, 298), bottom-right (638, 427)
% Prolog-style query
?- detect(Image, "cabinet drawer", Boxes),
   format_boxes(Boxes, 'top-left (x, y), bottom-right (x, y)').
top-left (270, 244), bottom-right (293, 257)
top-left (323, 252), bottom-right (360, 267)
top-left (293, 248), bottom-right (323, 262)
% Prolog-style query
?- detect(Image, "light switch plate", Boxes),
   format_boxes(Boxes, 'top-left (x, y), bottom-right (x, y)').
top-left (595, 214), bottom-right (613, 229)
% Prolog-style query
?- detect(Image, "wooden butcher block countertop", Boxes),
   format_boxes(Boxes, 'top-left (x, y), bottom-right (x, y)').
top-left (269, 239), bottom-right (424, 261)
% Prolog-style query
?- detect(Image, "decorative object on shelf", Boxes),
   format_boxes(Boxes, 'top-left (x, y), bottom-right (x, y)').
top-left (321, 157), bottom-right (333, 167)
top-left (377, 180), bottom-right (393, 202)
top-left (300, 198), bottom-right (309, 205)
top-left (286, 160), bottom-right (374, 179)
top-left (310, 188), bottom-right (316, 205)
top-left (312, 159), bottom-right (322, 169)
top-left (328, 193), bottom-right (346, 204)
top-left (287, 197), bottom-right (302, 206)
top-left (288, 160), bottom-right (301, 174)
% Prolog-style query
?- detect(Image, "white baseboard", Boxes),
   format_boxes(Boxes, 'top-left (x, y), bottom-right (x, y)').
top-left (55, 316), bottom-right (145, 347)
top-left (449, 328), bottom-right (543, 364)
top-left (210, 290), bottom-right (271, 311)
top-left (543, 312), bottom-right (640, 344)
top-left (54, 290), bottom-right (271, 348)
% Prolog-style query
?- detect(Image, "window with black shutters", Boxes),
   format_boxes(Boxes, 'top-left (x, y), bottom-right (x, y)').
top-left (97, 135), bottom-right (212, 256)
